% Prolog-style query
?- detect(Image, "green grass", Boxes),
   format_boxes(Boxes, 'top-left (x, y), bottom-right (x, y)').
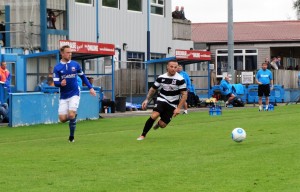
top-left (1, 105), bottom-right (300, 192)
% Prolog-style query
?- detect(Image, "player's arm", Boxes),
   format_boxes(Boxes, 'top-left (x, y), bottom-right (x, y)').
top-left (77, 66), bottom-right (96, 96)
top-left (255, 72), bottom-right (262, 85)
top-left (173, 90), bottom-right (187, 117)
top-left (142, 87), bottom-right (157, 110)
top-left (53, 67), bottom-right (65, 87)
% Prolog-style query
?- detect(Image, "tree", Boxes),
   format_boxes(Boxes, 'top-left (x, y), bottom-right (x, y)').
top-left (293, 0), bottom-right (300, 9)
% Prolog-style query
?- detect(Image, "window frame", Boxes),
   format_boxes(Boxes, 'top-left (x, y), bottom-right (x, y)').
top-left (75, 0), bottom-right (93, 5)
top-left (127, 0), bottom-right (142, 12)
top-left (102, 0), bottom-right (119, 9)
top-left (216, 49), bottom-right (258, 77)
top-left (150, 0), bottom-right (164, 16)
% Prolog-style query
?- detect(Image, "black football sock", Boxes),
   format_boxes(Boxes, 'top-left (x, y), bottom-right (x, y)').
top-left (141, 117), bottom-right (155, 137)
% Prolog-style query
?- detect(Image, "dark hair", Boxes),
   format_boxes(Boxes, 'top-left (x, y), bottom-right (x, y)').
top-left (167, 59), bottom-right (178, 65)
top-left (262, 62), bottom-right (268, 65)
top-left (60, 45), bottom-right (70, 52)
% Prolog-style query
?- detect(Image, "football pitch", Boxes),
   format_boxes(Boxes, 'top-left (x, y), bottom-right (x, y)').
top-left (0, 105), bottom-right (299, 192)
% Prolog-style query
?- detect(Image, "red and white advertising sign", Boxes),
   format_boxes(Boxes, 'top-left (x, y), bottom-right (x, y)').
top-left (175, 49), bottom-right (211, 61)
top-left (59, 40), bottom-right (115, 56)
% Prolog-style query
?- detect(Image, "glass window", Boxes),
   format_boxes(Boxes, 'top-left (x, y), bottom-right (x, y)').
top-left (76, 0), bottom-right (93, 4)
top-left (151, 0), bottom-right (164, 15)
top-left (103, 0), bottom-right (118, 8)
top-left (127, 52), bottom-right (145, 69)
top-left (216, 49), bottom-right (258, 77)
top-left (128, 0), bottom-right (142, 11)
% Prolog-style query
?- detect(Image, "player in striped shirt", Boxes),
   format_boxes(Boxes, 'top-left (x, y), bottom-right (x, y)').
top-left (137, 60), bottom-right (187, 140)
top-left (53, 45), bottom-right (96, 142)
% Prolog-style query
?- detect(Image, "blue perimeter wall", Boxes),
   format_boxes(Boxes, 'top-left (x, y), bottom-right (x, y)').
top-left (9, 91), bottom-right (99, 127)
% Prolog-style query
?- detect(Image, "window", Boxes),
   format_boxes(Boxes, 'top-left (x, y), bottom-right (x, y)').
top-left (216, 49), bottom-right (258, 77)
top-left (127, 52), bottom-right (145, 69)
top-left (76, 0), bottom-right (93, 4)
top-left (128, 0), bottom-right (142, 11)
top-left (151, 0), bottom-right (164, 15)
top-left (103, 0), bottom-right (119, 8)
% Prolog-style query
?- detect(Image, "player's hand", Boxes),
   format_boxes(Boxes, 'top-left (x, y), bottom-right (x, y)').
top-left (142, 99), bottom-right (148, 110)
top-left (90, 88), bottom-right (96, 96)
top-left (270, 85), bottom-right (274, 90)
top-left (172, 108), bottom-right (181, 117)
top-left (61, 79), bottom-right (66, 86)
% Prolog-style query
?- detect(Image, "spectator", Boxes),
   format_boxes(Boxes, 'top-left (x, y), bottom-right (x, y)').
top-left (87, 77), bottom-right (94, 87)
top-left (101, 92), bottom-right (116, 113)
top-left (276, 56), bottom-right (282, 69)
top-left (220, 75), bottom-right (236, 107)
top-left (34, 76), bottom-right (47, 91)
top-left (180, 6), bottom-right (187, 20)
top-left (177, 64), bottom-right (191, 114)
top-left (172, 6), bottom-right (181, 19)
top-left (47, 10), bottom-right (56, 29)
top-left (264, 57), bottom-right (272, 70)
top-left (0, 102), bottom-right (9, 123)
top-left (47, 77), bottom-right (54, 86)
top-left (0, 61), bottom-right (11, 93)
top-left (270, 57), bottom-right (278, 70)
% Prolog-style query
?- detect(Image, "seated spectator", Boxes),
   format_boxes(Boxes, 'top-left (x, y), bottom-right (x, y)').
top-left (0, 102), bottom-right (9, 123)
top-left (34, 76), bottom-right (47, 91)
top-left (87, 77), bottom-right (94, 87)
top-left (101, 91), bottom-right (116, 113)
top-left (47, 77), bottom-right (54, 86)
top-left (220, 75), bottom-right (236, 107)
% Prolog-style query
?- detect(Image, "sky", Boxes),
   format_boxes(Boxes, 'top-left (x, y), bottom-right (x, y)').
top-left (172, 0), bottom-right (298, 23)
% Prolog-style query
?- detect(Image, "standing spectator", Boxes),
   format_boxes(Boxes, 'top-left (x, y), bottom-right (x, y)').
top-left (136, 60), bottom-right (187, 141)
top-left (0, 61), bottom-right (11, 94)
top-left (270, 57), bottom-right (278, 70)
top-left (172, 6), bottom-right (181, 19)
top-left (53, 45), bottom-right (96, 142)
top-left (180, 6), bottom-right (186, 20)
top-left (264, 57), bottom-right (272, 70)
top-left (276, 56), bottom-right (282, 69)
top-left (177, 64), bottom-right (191, 114)
top-left (47, 10), bottom-right (56, 29)
top-left (256, 62), bottom-right (273, 111)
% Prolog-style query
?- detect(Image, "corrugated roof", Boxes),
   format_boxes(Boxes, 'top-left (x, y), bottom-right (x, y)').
top-left (192, 20), bottom-right (300, 43)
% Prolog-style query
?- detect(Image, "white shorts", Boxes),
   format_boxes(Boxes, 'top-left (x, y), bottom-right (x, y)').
top-left (58, 95), bottom-right (80, 115)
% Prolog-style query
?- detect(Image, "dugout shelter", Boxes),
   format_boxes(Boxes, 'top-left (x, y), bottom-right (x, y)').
top-left (146, 49), bottom-right (212, 98)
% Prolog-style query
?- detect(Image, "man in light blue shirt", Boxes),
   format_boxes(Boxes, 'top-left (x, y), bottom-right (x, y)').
top-left (220, 75), bottom-right (236, 106)
top-left (256, 62), bottom-right (273, 111)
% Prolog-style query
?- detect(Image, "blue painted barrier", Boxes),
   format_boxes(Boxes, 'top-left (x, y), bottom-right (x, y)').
top-left (9, 91), bottom-right (99, 127)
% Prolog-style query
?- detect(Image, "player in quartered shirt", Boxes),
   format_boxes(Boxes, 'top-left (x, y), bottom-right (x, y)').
top-left (53, 45), bottom-right (96, 142)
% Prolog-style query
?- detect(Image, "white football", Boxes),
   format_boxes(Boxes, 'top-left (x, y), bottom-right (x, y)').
top-left (231, 128), bottom-right (246, 142)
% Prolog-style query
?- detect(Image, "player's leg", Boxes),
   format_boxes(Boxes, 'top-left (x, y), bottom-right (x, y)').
top-left (58, 99), bottom-right (69, 122)
top-left (137, 111), bottom-right (160, 140)
top-left (183, 102), bottom-right (188, 114)
top-left (258, 85), bottom-right (263, 111)
top-left (264, 85), bottom-right (271, 110)
top-left (68, 96), bottom-right (80, 142)
top-left (154, 104), bottom-right (175, 129)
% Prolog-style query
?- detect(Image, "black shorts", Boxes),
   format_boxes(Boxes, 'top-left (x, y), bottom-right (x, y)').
top-left (258, 84), bottom-right (270, 97)
top-left (153, 101), bottom-right (176, 125)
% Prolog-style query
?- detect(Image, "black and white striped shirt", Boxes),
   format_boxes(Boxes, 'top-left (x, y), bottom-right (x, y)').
top-left (152, 72), bottom-right (187, 108)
